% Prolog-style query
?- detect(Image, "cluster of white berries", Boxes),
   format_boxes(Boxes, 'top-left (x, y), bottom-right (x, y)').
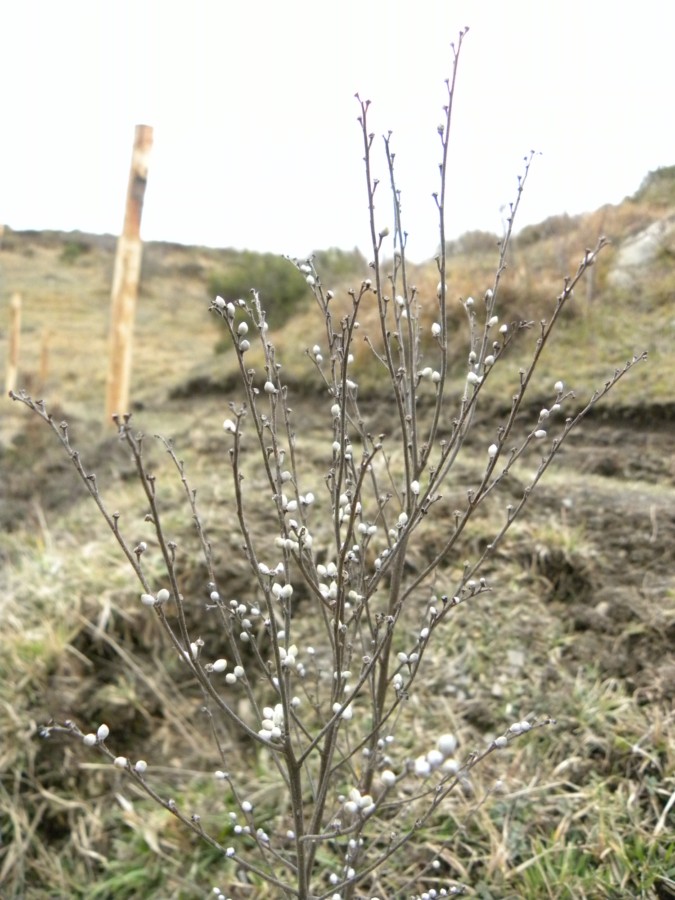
top-left (140, 588), bottom-right (170, 607)
top-left (208, 594), bottom-right (264, 647)
top-left (82, 723), bottom-right (147, 773)
top-left (532, 380), bottom-right (566, 440)
top-left (82, 722), bottom-right (112, 746)
top-left (332, 700), bottom-right (354, 720)
top-left (211, 888), bottom-right (233, 900)
top-left (357, 521), bottom-right (377, 537)
top-left (337, 495), bottom-right (360, 524)
top-left (279, 492), bottom-right (299, 513)
top-left (489, 719), bottom-right (532, 751)
top-left (359, 733), bottom-right (396, 772)
top-left (271, 581), bottom-right (294, 601)
top-left (419, 366), bottom-right (442, 384)
top-left (206, 656), bottom-right (246, 685)
top-left (211, 889), bottom-right (233, 900)
top-left (282, 517), bottom-right (315, 551)
top-left (487, 379), bottom-right (568, 458)
top-left (411, 733), bottom-right (459, 779)
top-left (342, 786), bottom-right (376, 817)
top-left (461, 294), bottom-right (511, 387)
top-left (298, 262), bottom-right (316, 287)
top-left (213, 295), bottom-right (250, 320)
top-left (507, 719), bottom-right (532, 736)
top-left (279, 643), bottom-right (299, 669)
top-left (258, 703), bottom-right (292, 741)
top-left (257, 560), bottom-right (286, 577)
top-left (213, 296), bottom-right (235, 318)
top-left (411, 887), bottom-right (464, 899)
top-left (317, 561), bottom-right (339, 603)
top-left (235, 321), bottom-right (251, 353)
top-left (332, 437), bottom-right (354, 460)
top-left (213, 294), bottom-right (275, 362)
top-left (213, 804), bottom-right (270, 849)
top-left (396, 649), bottom-right (420, 667)
top-left (387, 511), bottom-right (409, 543)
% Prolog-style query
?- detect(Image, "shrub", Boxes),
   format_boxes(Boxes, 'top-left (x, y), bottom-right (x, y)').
top-left (444, 229), bottom-right (500, 256)
top-left (10, 29), bottom-right (645, 899)
top-left (209, 250), bottom-right (310, 329)
top-left (516, 213), bottom-right (581, 247)
top-left (60, 238), bottom-right (91, 264)
top-left (632, 165), bottom-right (675, 206)
top-left (310, 246), bottom-right (368, 284)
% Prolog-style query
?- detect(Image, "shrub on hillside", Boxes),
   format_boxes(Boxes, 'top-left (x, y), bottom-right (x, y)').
top-left (632, 165), bottom-right (675, 206)
top-left (310, 246), bottom-right (368, 283)
top-left (516, 212), bottom-right (581, 247)
top-left (209, 250), bottom-right (309, 328)
top-left (59, 239), bottom-right (91, 264)
top-left (444, 229), bottom-right (500, 256)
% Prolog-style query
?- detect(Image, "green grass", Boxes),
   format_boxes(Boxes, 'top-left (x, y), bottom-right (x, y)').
top-left (1, 206), bottom-right (674, 897)
top-left (3, 404), bottom-right (672, 897)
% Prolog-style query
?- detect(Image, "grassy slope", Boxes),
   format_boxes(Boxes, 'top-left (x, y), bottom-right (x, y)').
top-left (1, 180), bottom-right (674, 898)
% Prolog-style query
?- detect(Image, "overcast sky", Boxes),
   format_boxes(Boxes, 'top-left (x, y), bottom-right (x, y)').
top-left (2, 1), bottom-right (673, 262)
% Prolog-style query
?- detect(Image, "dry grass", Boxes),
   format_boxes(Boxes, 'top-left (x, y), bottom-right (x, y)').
top-left (1, 206), bottom-right (674, 898)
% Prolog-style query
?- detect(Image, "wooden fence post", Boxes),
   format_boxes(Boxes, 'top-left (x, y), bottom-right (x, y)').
top-left (39, 329), bottom-right (52, 392)
top-left (105, 124), bottom-right (153, 422)
top-left (5, 292), bottom-right (21, 394)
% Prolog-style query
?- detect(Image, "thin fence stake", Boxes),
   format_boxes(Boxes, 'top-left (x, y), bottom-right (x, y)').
top-left (39, 329), bottom-right (52, 392)
top-left (5, 292), bottom-right (22, 395)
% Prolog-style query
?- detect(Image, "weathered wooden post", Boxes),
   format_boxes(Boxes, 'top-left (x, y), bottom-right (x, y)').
top-left (39, 329), bottom-right (52, 391)
top-left (5, 292), bottom-right (21, 395)
top-left (105, 124), bottom-right (153, 422)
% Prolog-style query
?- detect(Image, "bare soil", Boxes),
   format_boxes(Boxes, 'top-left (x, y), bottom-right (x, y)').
top-left (4, 393), bottom-right (674, 707)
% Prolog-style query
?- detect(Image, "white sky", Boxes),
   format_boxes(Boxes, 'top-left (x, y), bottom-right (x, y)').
top-left (2, 0), bottom-right (673, 262)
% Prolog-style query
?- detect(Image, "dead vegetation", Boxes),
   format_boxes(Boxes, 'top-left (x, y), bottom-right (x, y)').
top-left (1, 183), bottom-right (675, 897)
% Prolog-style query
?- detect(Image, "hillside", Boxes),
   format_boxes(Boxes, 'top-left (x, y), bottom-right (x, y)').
top-left (1, 169), bottom-right (674, 899)
top-left (1, 168), bottom-right (674, 436)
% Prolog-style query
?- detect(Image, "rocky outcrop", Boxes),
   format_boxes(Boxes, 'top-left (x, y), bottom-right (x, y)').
top-left (608, 214), bottom-right (675, 289)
